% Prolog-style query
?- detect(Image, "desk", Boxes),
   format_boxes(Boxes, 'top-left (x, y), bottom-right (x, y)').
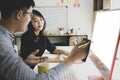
top-left (33, 46), bottom-right (103, 80)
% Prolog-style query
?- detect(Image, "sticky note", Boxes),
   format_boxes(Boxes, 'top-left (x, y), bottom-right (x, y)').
top-left (74, 0), bottom-right (79, 3)
top-left (74, 3), bottom-right (76, 7)
top-left (61, 0), bottom-right (64, 3)
top-left (56, 2), bottom-right (61, 6)
top-left (66, 0), bottom-right (71, 3)
top-left (77, 3), bottom-right (80, 7)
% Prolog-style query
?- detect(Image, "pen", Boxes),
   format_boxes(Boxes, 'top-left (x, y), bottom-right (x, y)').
top-left (77, 41), bottom-right (93, 48)
top-left (78, 42), bottom-right (89, 48)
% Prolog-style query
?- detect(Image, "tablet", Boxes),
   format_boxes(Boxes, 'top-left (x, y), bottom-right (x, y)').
top-left (73, 38), bottom-right (91, 62)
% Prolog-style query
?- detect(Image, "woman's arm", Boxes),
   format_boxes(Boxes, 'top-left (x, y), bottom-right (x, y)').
top-left (53, 47), bottom-right (70, 56)
top-left (45, 37), bottom-right (70, 56)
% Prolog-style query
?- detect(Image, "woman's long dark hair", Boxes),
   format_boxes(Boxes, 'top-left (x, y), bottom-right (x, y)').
top-left (27, 10), bottom-right (46, 37)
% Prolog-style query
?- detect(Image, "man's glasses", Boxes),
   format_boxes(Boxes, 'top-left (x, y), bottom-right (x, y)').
top-left (22, 11), bottom-right (33, 18)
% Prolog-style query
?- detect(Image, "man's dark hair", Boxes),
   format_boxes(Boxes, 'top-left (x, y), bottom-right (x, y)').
top-left (0, 0), bottom-right (35, 19)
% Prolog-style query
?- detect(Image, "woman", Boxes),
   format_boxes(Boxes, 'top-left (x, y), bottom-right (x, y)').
top-left (20, 10), bottom-right (70, 68)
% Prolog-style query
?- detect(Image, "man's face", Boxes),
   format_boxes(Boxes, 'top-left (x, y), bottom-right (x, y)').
top-left (16, 6), bottom-right (33, 32)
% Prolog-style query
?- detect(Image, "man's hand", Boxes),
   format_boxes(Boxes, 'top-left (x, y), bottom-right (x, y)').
top-left (64, 41), bottom-right (90, 67)
top-left (24, 49), bottom-right (48, 66)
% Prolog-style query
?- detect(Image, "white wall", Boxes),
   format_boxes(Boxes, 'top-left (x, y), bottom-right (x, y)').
top-left (34, 0), bottom-right (93, 38)
top-left (110, 0), bottom-right (120, 10)
top-left (34, 6), bottom-right (68, 34)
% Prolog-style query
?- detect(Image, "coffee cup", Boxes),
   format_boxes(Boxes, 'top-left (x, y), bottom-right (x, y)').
top-left (38, 62), bottom-right (49, 74)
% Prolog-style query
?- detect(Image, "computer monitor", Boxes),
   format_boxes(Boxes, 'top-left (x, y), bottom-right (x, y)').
top-left (90, 10), bottom-right (120, 70)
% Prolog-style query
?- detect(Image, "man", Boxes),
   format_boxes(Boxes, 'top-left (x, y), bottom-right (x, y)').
top-left (0, 0), bottom-right (89, 80)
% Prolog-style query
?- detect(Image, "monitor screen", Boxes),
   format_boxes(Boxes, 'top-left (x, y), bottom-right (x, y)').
top-left (90, 10), bottom-right (120, 69)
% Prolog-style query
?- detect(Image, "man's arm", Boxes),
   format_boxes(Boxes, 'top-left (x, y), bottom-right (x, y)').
top-left (0, 39), bottom-right (89, 80)
top-left (0, 39), bottom-right (67, 80)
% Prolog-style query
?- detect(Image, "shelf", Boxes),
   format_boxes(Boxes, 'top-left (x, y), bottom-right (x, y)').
top-left (94, 0), bottom-right (103, 11)
top-left (94, 0), bottom-right (110, 11)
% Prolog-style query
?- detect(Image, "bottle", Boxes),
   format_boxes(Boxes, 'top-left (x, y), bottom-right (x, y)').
top-left (69, 28), bottom-right (74, 35)
top-left (59, 27), bottom-right (64, 35)
top-left (77, 28), bottom-right (80, 35)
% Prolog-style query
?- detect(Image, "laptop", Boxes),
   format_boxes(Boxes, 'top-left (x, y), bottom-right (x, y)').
top-left (90, 10), bottom-right (120, 80)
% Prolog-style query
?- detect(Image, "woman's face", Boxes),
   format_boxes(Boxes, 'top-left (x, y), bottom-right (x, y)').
top-left (31, 15), bottom-right (44, 31)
